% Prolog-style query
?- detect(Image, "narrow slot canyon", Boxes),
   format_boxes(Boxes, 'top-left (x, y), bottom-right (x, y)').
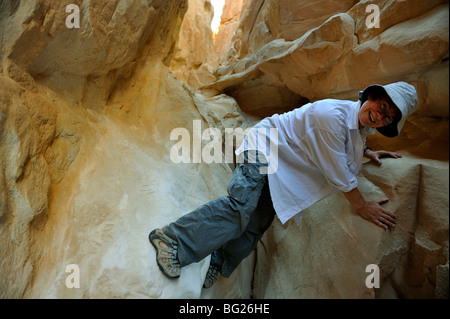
top-left (0, 0), bottom-right (448, 299)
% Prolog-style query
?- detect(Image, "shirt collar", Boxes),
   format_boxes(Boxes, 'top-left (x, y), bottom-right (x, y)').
top-left (348, 101), bottom-right (361, 130)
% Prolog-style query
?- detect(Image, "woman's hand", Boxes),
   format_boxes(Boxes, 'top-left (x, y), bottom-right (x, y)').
top-left (365, 149), bottom-right (402, 165)
top-left (343, 188), bottom-right (398, 230)
top-left (356, 199), bottom-right (398, 230)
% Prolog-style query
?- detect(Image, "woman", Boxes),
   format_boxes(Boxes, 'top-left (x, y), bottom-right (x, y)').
top-left (149, 81), bottom-right (418, 288)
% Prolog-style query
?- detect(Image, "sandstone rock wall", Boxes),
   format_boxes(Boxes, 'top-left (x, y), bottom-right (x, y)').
top-left (208, 0), bottom-right (449, 123)
top-left (0, 0), bottom-right (253, 299)
top-left (214, 0), bottom-right (359, 65)
top-left (170, 0), bottom-right (219, 89)
top-left (1, 0), bottom-right (187, 109)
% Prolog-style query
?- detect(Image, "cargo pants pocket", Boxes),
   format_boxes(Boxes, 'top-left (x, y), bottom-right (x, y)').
top-left (227, 163), bottom-right (264, 204)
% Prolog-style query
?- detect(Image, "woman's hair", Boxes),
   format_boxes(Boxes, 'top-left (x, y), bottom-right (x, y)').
top-left (366, 87), bottom-right (401, 122)
top-left (366, 86), bottom-right (389, 102)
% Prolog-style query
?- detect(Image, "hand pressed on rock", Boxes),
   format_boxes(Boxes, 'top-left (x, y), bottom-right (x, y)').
top-left (357, 199), bottom-right (398, 230)
top-left (365, 150), bottom-right (402, 165)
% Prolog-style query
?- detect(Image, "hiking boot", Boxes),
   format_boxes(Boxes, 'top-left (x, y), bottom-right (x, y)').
top-left (149, 229), bottom-right (181, 279)
top-left (203, 263), bottom-right (220, 288)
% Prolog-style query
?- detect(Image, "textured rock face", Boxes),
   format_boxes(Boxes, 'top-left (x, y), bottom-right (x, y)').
top-left (0, 0), bottom-right (448, 299)
top-left (1, 1), bottom-right (187, 108)
top-left (214, 0), bottom-right (359, 65)
top-left (0, 0), bottom-right (253, 299)
top-left (0, 76), bottom-right (55, 298)
top-left (170, 0), bottom-right (219, 89)
top-left (208, 0), bottom-right (449, 120)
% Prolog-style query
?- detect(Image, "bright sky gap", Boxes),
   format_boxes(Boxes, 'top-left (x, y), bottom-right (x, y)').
top-left (211, 0), bottom-right (225, 35)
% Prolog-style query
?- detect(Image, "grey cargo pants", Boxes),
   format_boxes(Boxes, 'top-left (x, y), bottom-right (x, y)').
top-left (163, 152), bottom-right (276, 278)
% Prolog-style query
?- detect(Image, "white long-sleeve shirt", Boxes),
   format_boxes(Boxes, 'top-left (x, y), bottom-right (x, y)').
top-left (235, 99), bottom-right (375, 225)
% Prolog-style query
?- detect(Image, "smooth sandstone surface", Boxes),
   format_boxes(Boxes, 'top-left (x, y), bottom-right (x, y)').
top-left (0, 0), bottom-right (448, 299)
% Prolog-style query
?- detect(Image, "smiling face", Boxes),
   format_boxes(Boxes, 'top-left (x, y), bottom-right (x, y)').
top-left (359, 95), bottom-right (399, 128)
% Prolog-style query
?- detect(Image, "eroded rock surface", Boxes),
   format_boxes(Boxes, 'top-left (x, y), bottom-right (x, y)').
top-left (207, 0), bottom-right (449, 120)
top-left (170, 0), bottom-right (219, 89)
top-left (0, 0), bottom-right (448, 299)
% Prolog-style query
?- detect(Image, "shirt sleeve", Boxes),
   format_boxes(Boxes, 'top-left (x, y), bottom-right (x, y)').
top-left (303, 126), bottom-right (358, 193)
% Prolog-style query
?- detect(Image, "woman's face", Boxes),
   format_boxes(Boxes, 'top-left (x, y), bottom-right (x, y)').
top-left (359, 97), bottom-right (398, 128)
